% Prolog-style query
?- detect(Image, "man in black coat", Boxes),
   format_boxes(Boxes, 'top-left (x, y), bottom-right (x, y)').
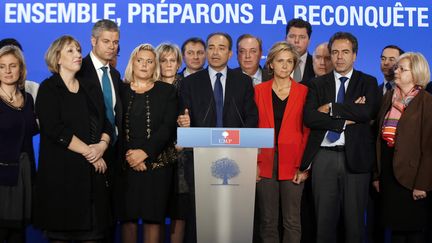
top-left (77, 19), bottom-right (122, 165)
top-left (76, 19), bottom-right (122, 242)
top-left (178, 37), bottom-right (206, 79)
top-left (377, 45), bottom-right (404, 97)
top-left (298, 32), bottom-right (379, 243)
top-left (177, 32), bottom-right (258, 243)
top-left (179, 32), bottom-right (258, 128)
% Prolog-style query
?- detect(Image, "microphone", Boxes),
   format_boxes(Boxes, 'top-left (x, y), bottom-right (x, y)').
top-left (202, 96), bottom-right (214, 125)
top-left (232, 97), bottom-right (245, 127)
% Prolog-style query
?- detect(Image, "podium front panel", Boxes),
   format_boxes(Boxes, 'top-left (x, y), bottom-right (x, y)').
top-left (194, 147), bottom-right (257, 243)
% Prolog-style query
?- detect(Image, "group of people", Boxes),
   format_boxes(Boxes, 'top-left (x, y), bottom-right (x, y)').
top-left (0, 17), bottom-right (431, 243)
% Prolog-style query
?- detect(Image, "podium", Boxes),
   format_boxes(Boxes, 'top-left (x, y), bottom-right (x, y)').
top-left (177, 128), bottom-right (273, 243)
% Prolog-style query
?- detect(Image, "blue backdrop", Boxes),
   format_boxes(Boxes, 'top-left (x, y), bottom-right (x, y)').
top-left (1, 1), bottom-right (431, 242)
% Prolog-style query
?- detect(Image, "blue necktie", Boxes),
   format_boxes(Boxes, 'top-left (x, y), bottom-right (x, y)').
top-left (101, 66), bottom-right (116, 143)
top-left (326, 76), bottom-right (348, 143)
top-left (385, 82), bottom-right (393, 93)
top-left (214, 72), bottom-right (223, 127)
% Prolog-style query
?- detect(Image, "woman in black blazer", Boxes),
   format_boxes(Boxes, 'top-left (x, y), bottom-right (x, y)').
top-left (34, 35), bottom-right (113, 241)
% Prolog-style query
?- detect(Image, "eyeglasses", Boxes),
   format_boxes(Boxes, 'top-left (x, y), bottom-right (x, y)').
top-left (393, 65), bottom-right (411, 72)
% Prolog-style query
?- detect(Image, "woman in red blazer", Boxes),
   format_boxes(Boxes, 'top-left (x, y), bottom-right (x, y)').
top-left (254, 41), bottom-right (310, 243)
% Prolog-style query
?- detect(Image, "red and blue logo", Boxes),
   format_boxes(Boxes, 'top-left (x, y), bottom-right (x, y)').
top-left (211, 129), bottom-right (240, 145)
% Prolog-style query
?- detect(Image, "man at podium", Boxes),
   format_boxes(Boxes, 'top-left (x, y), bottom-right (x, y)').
top-left (177, 32), bottom-right (258, 243)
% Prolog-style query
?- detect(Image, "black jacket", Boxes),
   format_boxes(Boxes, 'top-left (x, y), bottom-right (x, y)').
top-left (300, 70), bottom-right (379, 173)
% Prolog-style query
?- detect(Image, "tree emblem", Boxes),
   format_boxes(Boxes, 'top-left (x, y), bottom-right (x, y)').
top-left (211, 157), bottom-right (240, 185)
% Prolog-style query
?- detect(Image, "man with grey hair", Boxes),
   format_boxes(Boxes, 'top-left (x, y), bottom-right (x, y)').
top-left (77, 19), bottom-right (122, 242)
top-left (234, 34), bottom-right (271, 85)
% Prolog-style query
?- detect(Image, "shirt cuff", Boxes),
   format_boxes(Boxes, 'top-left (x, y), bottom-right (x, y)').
top-left (329, 102), bottom-right (333, 116)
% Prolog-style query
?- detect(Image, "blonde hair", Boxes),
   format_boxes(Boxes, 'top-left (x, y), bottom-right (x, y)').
top-left (0, 45), bottom-right (27, 89)
top-left (45, 35), bottom-right (81, 73)
top-left (156, 42), bottom-right (182, 67)
top-left (124, 44), bottom-right (160, 83)
top-left (397, 52), bottom-right (430, 88)
top-left (265, 41), bottom-right (299, 75)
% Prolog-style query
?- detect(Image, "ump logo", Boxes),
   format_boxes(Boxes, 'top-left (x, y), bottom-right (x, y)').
top-left (211, 129), bottom-right (240, 145)
top-left (211, 157), bottom-right (240, 185)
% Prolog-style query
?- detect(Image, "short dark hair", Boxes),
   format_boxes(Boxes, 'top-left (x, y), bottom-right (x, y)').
top-left (236, 34), bottom-right (263, 54)
top-left (285, 18), bottom-right (312, 38)
top-left (381, 45), bottom-right (404, 56)
top-left (0, 38), bottom-right (23, 51)
top-left (181, 37), bottom-right (205, 55)
top-left (328, 32), bottom-right (358, 54)
top-left (206, 32), bottom-right (233, 51)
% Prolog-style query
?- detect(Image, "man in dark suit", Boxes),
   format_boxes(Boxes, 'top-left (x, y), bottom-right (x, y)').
top-left (179, 32), bottom-right (258, 128)
top-left (76, 19), bottom-right (122, 242)
top-left (285, 18), bottom-right (315, 84)
top-left (298, 32), bottom-right (379, 243)
top-left (178, 37), bottom-right (206, 79)
top-left (378, 45), bottom-right (404, 96)
top-left (233, 33), bottom-right (269, 243)
top-left (234, 34), bottom-right (272, 85)
top-left (177, 32), bottom-right (258, 243)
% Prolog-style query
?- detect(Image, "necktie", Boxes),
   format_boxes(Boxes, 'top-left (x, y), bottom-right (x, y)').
top-left (385, 82), bottom-right (393, 94)
top-left (326, 77), bottom-right (348, 143)
top-left (293, 60), bottom-right (302, 82)
top-left (214, 72), bottom-right (223, 127)
top-left (252, 77), bottom-right (259, 86)
top-left (101, 66), bottom-right (116, 143)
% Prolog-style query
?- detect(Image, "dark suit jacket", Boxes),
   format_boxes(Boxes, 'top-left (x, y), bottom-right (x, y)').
top-left (78, 55), bottom-right (123, 135)
top-left (375, 89), bottom-right (432, 191)
top-left (378, 83), bottom-right (384, 95)
top-left (426, 81), bottom-right (432, 94)
top-left (300, 70), bottom-right (379, 173)
top-left (179, 67), bottom-right (258, 128)
top-left (233, 66), bottom-right (272, 83)
top-left (178, 67), bottom-right (189, 80)
top-left (301, 53), bottom-right (315, 84)
top-left (77, 54), bottom-right (123, 172)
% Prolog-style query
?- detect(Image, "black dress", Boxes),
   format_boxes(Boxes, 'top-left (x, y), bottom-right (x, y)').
top-left (34, 74), bottom-right (112, 239)
top-left (118, 81), bottom-right (177, 223)
top-left (380, 138), bottom-right (428, 231)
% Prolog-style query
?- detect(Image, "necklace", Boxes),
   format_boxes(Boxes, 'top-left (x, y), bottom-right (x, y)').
top-left (0, 85), bottom-right (17, 103)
